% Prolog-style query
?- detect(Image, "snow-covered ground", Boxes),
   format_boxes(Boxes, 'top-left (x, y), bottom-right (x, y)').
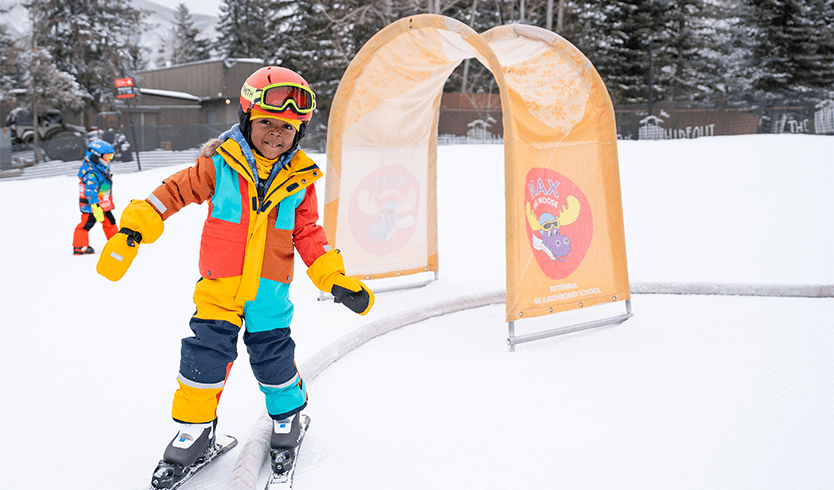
top-left (1, 135), bottom-right (832, 489)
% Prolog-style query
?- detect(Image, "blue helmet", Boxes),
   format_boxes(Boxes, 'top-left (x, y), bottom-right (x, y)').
top-left (86, 139), bottom-right (115, 165)
top-left (87, 139), bottom-right (115, 157)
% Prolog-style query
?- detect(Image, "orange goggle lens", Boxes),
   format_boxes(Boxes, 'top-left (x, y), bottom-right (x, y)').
top-left (259, 83), bottom-right (316, 114)
top-left (101, 153), bottom-right (114, 162)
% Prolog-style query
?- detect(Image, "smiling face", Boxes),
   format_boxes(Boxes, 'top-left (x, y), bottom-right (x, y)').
top-left (249, 117), bottom-right (297, 160)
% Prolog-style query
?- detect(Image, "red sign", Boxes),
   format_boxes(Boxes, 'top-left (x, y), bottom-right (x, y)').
top-left (115, 77), bottom-right (135, 98)
top-left (347, 163), bottom-right (420, 256)
top-left (524, 168), bottom-right (593, 280)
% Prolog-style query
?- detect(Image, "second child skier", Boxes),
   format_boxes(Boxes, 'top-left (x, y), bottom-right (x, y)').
top-left (73, 139), bottom-right (117, 255)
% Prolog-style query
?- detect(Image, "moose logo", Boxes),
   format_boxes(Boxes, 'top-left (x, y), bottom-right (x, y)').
top-left (524, 168), bottom-right (592, 279)
top-left (348, 163), bottom-right (419, 255)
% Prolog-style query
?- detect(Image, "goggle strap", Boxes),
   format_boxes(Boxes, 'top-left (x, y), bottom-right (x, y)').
top-left (241, 81), bottom-right (259, 105)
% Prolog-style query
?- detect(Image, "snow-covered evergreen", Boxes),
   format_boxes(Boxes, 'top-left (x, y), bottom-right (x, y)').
top-left (169, 4), bottom-right (214, 65)
top-left (1, 0), bottom-right (832, 125)
top-left (19, 44), bottom-right (85, 118)
top-left (25, 0), bottom-right (150, 119)
top-left (744, 0), bottom-right (834, 101)
top-left (0, 18), bottom-right (22, 104)
top-left (214, 0), bottom-right (273, 60)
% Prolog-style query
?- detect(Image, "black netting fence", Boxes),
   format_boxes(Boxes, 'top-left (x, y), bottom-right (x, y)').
top-left (437, 99), bottom-right (834, 140)
top-left (4, 99), bottom-right (832, 174)
top-left (126, 122), bottom-right (328, 154)
top-left (615, 102), bottom-right (834, 140)
top-left (2, 122), bottom-right (329, 173)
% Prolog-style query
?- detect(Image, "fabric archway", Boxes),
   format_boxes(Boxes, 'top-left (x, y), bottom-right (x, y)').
top-left (324, 15), bottom-right (630, 326)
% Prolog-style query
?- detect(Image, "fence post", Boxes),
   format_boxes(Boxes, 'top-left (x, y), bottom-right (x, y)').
top-left (0, 127), bottom-right (11, 171)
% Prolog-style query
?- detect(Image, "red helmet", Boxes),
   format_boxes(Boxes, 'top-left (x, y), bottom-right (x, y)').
top-left (239, 67), bottom-right (316, 123)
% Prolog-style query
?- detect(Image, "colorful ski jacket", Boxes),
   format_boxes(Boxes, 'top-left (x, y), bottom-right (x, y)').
top-left (144, 125), bottom-right (330, 303)
top-left (78, 158), bottom-right (114, 212)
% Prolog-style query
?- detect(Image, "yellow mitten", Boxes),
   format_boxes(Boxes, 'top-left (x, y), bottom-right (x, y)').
top-left (97, 230), bottom-right (142, 281)
top-left (120, 199), bottom-right (164, 244)
top-left (307, 250), bottom-right (375, 315)
top-left (96, 199), bottom-right (164, 281)
top-left (91, 203), bottom-right (104, 222)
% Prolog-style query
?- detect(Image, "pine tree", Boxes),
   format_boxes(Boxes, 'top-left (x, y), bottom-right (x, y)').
top-left (450, 0), bottom-right (505, 95)
top-left (24, 0), bottom-right (150, 120)
top-left (20, 43), bottom-right (85, 117)
top-left (818, 0), bottom-right (834, 95)
top-left (265, 0), bottom-right (305, 67)
top-left (570, 0), bottom-right (677, 104)
top-left (662, 0), bottom-right (732, 103)
top-left (0, 21), bottom-right (23, 105)
top-left (215, 0), bottom-right (273, 60)
top-left (796, 0), bottom-right (834, 95)
top-left (719, 1), bottom-right (760, 103)
top-left (280, 0), bottom-right (405, 128)
top-left (568, 0), bottom-right (743, 105)
top-left (13, 40), bottom-right (85, 157)
top-left (171, 3), bottom-right (213, 65)
top-left (745, 0), bottom-right (834, 101)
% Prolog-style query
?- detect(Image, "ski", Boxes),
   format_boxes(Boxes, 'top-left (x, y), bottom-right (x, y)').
top-left (148, 434), bottom-right (238, 490)
top-left (265, 414), bottom-right (311, 490)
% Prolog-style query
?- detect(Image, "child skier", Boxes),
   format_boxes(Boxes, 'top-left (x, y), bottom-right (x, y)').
top-left (73, 139), bottom-right (117, 255)
top-left (96, 66), bottom-right (374, 488)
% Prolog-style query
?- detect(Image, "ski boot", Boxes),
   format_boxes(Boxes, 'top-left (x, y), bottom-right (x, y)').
top-left (73, 246), bottom-right (95, 255)
top-left (266, 414), bottom-right (310, 488)
top-left (270, 414), bottom-right (301, 474)
top-left (151, 419), bottom-right (216, 489)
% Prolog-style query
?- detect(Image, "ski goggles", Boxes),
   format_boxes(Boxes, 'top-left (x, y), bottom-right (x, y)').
top-left (244, 82), bottom-right (316, 115)
top-left (101, 153), bottom-right (114, 162)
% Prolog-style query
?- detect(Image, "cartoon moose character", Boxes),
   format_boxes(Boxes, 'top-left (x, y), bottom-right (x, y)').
top-left (526, 194), bottom-right (580, 262)
top-left (358, 189), bottom-right (417, 242)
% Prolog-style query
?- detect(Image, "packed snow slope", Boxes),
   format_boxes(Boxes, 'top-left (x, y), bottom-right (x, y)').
top-left (1, 135), bottom-right (832, 489)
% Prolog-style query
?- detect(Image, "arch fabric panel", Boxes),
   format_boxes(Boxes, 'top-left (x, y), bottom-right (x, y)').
top-left (482, 24), bottom-right (630, 321)
top-left (324, 15), bottom-right (630, 322)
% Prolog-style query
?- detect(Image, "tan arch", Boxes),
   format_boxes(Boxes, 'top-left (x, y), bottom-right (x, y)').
top-left (323, 15), bottom-right (629, 325)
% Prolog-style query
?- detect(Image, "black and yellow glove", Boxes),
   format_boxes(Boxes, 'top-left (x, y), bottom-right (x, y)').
top-left (97, 199), bottom-right (164, 282)
top-left (91, 203), bottom-right (105, 223)
top-left (307, 249), bottom-right (374, 315)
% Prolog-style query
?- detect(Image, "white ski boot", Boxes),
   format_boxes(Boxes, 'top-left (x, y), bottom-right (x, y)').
top-left (151, 419), bottom-right (217, 489)
top-left (163, 419), bottom-right (216, 467)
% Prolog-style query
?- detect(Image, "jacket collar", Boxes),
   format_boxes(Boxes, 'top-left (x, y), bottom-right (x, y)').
top-left (78, 158), bottom-right (111, 180)
top-left (216, 124), bottom-right (299, 189)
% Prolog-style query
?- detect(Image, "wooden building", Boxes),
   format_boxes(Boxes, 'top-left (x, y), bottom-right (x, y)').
top-left (115, 58), bottom-right (266, 127)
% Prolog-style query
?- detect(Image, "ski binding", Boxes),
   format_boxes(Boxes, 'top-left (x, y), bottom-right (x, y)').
top-left (265, 414), bottom-right (310, 489)
top-left (148, 434), bottom-right (238, 490)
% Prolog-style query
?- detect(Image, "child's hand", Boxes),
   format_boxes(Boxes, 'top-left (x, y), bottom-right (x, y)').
top-left (96, 199), bottom-right (164, 282)
top-left (91, 204), bottom-right (105, 222)
top-left (331, 276), bottom-right (374, 316)
top-left (97, 228), bottom-right (143, 281)
top-left (307, 249), bottom-right (375, 315)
